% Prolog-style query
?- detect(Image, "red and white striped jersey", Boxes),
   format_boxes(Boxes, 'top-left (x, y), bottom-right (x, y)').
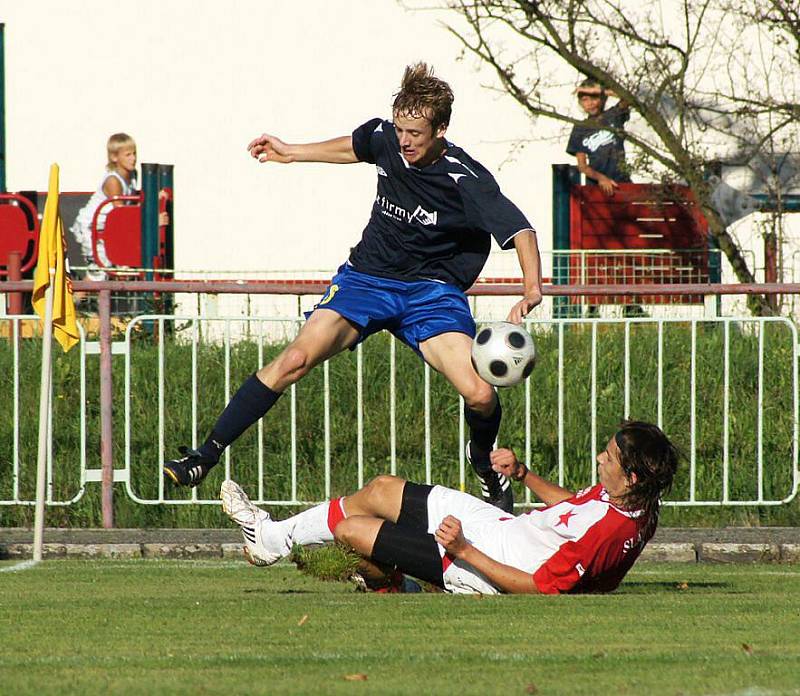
top-left (432, 484), bottom-right (652, 594)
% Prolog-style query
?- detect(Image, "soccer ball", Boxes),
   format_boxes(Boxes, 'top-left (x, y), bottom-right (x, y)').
top-left (471, 322), bottom-right (536, 388)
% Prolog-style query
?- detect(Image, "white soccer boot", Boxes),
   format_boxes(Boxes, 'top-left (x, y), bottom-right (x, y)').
top-left (220, 480), bottom-right (284, 567)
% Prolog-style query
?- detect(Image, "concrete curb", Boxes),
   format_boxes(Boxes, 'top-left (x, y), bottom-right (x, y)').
top-left (638, 542), bottom-right (696, 563)
top-left (1, 543), bottom-right (227, 560)
top-left (698, 542), bottom-right (781, 563)
top-left (781, 544), bottom-right (800, 563)
top-left (2, 537), bottom-right (800, 564)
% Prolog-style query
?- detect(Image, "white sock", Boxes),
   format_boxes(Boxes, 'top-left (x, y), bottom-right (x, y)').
top-left (259, 498), bottom-right (344, 554)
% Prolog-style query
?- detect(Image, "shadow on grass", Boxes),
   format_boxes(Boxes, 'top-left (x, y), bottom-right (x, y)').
top-left (619, 581), bottom-right (736, 593)
top-left (241, 587), bottom-right (314, 595)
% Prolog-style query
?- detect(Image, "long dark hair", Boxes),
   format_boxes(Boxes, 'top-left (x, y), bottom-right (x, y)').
top-left (614, 420), bottom-right (680, 534)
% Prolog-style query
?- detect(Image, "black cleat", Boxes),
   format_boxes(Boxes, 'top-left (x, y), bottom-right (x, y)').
top-left (466, 441), bottom-right (514, 513)
top-left (163, 446), bottom-right (217, 487)
top-left (350, 570), bottom-right (423, 593)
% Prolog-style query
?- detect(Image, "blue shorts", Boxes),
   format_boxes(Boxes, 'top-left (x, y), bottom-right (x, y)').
top-left (306, 264), bottom-right (476, 355)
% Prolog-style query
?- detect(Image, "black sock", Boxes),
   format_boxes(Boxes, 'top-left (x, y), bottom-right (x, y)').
top-left (464, 396), bottom-right (502, 472)
top-left (198, 373), bottom-right (281, 460)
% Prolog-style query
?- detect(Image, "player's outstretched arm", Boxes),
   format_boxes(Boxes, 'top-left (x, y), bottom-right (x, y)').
top-left (434, 515), bottom-right (540, 594)
top-left (506, 230), bottom-right (543, 324)
top-left (247, 134), bottom-right (358, 164)
top-left (491, 448), bottom-right (573, 506)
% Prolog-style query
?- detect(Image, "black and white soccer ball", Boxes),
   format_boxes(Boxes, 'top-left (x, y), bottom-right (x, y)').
top-left (471, 322), bottom-right (537, 388)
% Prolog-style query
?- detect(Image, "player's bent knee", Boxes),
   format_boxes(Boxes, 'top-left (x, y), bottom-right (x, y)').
top-left (463, 379), bottom-right (496, 412)
top-left (364, 475), bottom-right (402, 504)
top-left (333, 518), bottom-right (370, 553)
top-left (366, 474), bottom-right (398, 491)
top-left (278, 346), bottom-right (310, 378)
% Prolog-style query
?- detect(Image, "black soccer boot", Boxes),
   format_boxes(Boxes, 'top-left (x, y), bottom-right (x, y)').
top-left (466, 441), bottom-right (514, 513)
top-left (163, 446), bottom-right (218, 487)
top-left (350, 569), bottom-right (423, 594)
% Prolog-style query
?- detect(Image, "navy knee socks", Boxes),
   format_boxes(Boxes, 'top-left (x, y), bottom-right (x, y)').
top-left (198, 373), bottom-right (281, 461)
top-left (464, 397), bottom-right (502, 472)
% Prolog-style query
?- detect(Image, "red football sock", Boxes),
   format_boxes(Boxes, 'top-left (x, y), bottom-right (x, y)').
top-left (327, 496), bottom-right (346, 533)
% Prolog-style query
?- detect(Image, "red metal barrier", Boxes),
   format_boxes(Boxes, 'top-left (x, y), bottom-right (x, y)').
top-left (569, 184), bottom-right (710, 304)
top-left (0, 193), bottom-right (40, 275)
top-left (90, 194), bottom-right (143, 270)
top-left (5, 250), bottom-right (22, 313)
top-left (99, 289), bottom-right (114, 528)
top-left (1, 279), bottom-right (796, 296)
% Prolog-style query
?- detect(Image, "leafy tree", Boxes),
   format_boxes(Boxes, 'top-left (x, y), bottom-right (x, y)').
top-left (440, 0), bottom-right (800, 313)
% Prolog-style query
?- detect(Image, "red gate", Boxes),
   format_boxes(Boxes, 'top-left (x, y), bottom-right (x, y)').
top-left (569, 183), bottom-right (710, 304)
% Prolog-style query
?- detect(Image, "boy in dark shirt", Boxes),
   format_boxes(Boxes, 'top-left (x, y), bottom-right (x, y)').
top-left (164, 63), bottom-right (543, 513)
top-left (566, 79), bottom-right (631, 195)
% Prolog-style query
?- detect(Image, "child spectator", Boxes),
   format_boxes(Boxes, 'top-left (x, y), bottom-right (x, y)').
top-left (70, 133), bottom-right (138, 279)
top-left (566, 79), bottom-right (631, 195)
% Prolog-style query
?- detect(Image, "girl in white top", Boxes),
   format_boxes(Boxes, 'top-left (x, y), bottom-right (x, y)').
top-left (70, 133), bottom-right (138, 276)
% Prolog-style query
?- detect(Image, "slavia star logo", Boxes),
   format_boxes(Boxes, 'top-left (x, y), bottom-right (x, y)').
top-left (557, 510), bottom-right (576, 527)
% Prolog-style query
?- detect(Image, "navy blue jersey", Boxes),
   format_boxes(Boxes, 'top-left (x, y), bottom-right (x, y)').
top-left (349, 118), bottom-right (533, 291)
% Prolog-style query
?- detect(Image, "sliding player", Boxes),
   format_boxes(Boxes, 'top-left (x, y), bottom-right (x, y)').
top-left (221, 421), bottom-right (678, 594)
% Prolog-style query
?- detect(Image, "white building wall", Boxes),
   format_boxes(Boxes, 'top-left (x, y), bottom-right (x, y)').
top-left (0, 0), bottom-right (562, 279)
top-left (2, 0), bottom-right (797, 321)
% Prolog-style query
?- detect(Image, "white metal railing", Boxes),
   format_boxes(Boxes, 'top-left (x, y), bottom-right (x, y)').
top-left (116, 314), bottom-right (799, 509)
top-left (0, 316), bottom-right (88, 506)
top-left (1, 311), bottom-right (797, 509)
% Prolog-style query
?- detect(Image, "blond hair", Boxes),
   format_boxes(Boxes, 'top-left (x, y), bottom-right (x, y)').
top-left (392, 63), bottom-right (454, 130)
top-left (106, 132), bottom-right (136, 170)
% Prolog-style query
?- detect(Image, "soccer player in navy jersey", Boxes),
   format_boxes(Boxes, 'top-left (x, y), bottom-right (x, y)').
top-left (164, 63), bottom-right (543, 513)
top-left (221, 421), bottom-right (679, 594)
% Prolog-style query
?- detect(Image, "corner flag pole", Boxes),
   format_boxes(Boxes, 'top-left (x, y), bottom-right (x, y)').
top-left (31, 164), bottom-right (80, 562)
top-left (32, 269), bottom-right (55, 563)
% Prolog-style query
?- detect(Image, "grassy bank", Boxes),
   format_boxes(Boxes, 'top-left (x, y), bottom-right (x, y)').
top-left (1, 318), bottom-right (798, 527)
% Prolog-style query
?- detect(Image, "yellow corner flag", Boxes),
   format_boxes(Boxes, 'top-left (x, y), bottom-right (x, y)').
top-left (32, 164), bottom-right (79, 352)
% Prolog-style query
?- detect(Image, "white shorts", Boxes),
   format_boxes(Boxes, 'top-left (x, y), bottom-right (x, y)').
top-left (425, 485), bottom-right (511, 595)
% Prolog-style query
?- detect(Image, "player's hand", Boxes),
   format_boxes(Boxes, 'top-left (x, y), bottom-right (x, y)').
top-left (491, 448), bottom-right (527, 481)
top-left (598, 175), bottom-right (619, 196)
top-left (157, 189), bottom-right (170, 226)
top-left (506, 289), bottom-right (542, 324)
top-left (575, 85), bottom-right (604, 97)
top-left (247, 133), bottom-right (294, 164)
top-left (434, 515), bottom-right (469, 558)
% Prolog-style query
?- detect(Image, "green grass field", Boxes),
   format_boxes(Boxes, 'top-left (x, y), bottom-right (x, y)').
top-left (2, 560), bottom-right (799, 695)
